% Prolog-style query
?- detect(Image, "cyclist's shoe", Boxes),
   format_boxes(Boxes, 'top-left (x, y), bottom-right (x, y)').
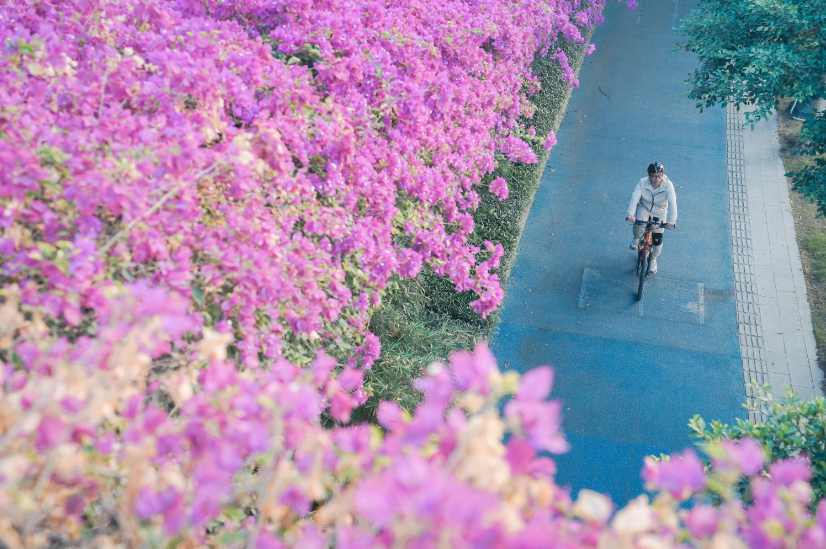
top-left (649, 259), bottom-right (658, 274)
top-left (630, 238), bottom-right (638, 250)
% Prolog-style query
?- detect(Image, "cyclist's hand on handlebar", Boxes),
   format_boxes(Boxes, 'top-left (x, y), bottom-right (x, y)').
top-left (666, 221), bottom-right (676, 228)
top-left (626, 215), bottom-right (636, 223)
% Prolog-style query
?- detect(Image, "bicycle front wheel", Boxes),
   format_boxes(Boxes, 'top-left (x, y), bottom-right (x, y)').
top-left (635, 249), bottom-right (643, 276)
top-left (637, 253), bottom-right (648, 301)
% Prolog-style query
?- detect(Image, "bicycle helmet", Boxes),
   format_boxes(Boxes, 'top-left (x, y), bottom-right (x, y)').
top-left (647, 162), bottom-right (664, 174)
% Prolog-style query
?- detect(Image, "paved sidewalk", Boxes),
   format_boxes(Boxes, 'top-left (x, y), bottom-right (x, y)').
top-left (737, 110), bottom-right (823, 400)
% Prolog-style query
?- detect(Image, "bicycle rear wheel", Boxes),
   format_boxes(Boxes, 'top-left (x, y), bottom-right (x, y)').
top-left (637, 253), bottom-right (648, 301)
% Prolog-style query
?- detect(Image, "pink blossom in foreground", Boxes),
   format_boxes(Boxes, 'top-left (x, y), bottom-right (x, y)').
top-left (684, 505), bottom-right (721, 539)
top-left (641, 449), bottom-right (707, 500)
top-left (769, 455), bottom-right (812, 486)
top-left (3, 326), bottom-right (826, 547)
top-left (715, 437), bottom-right (766, 476)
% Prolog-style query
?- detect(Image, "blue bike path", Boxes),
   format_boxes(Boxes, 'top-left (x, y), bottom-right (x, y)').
top-left (491, 0), bottom-right (745, 505)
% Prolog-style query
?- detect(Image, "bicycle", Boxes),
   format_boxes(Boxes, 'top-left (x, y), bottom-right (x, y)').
top-left (632, 217), bottom-right (673, 301)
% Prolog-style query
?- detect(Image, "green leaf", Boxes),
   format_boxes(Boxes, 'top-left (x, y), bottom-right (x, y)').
top-left (219, 531), bottom-right (247, 544)
top-left (165, 535), bottom-right (184, 549)
top-left (192, 286), bottom-right (204, 305)
top-left (223, 507), bottom-right (247, 522)
top-left (17, 40), bottom-right (35, 57)
top-left (36, 242), bottom-right (56, 259)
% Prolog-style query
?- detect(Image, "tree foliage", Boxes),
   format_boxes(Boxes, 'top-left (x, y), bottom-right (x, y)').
top-left (678, 0), bottom-right (826, 211)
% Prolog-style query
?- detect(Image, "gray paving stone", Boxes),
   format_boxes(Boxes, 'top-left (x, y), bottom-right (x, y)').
top-left (774, 274), bottom-right (796, 292)
top-left (792, 385), bottom-right (819, 400)
top-left (768, 371), bottom-right (791, 391)
top-left (792, 270), bottom-right (807, 290)
top-left (756, 284), bottom-right (777, 298)
top-left (763, 331), bottom-right (785, 354)
top-left (760, 295), bottom-right (780, 316)
top-left (778, 307), bottom-right (802, 327)
top-left (753, 251), bottom-right (772, 265)
top-left (805, 330), bottom-right (818, 357)
top-left (783, 332), bottom-right (808, 355)
top-left (776, 290), bottom-right (801, 312)
top-left (761, 314), bottom-right (783, 334)
top-left (765, 351), bottom-right (789, 374)
top-left (751, 237), bottom-right (769, 249)
top-left (788, 359), bottom-right (814, 388)
top-left (771, 255), bottom-right (791, 271)
top-left (754, 268), bottom-right (774, 283)
top-left (812, 362), bottom-right (825, 386)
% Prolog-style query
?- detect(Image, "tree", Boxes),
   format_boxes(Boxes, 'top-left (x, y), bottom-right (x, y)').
top-left (678, 0), bottom-right (826, 212)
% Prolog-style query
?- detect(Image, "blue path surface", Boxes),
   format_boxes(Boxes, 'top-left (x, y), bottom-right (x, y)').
top-left (491, 0), bottom-right (745, 505)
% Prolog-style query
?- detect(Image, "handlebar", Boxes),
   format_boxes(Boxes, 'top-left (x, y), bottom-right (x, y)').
top-left (630, 220), bottom-right (675, 228)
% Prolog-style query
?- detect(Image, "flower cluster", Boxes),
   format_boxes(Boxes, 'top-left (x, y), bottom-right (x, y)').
top-left (3, 337), bottom-right (826, 548)
top-left (0, 0), bottom-right (603, 376)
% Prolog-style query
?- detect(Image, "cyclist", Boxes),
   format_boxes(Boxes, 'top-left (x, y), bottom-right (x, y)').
top-left (625, 162), bottom-right (677, 274)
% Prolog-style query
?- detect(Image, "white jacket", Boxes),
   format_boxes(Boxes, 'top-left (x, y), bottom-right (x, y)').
top-left (627, 176), bottom-right (678, 222)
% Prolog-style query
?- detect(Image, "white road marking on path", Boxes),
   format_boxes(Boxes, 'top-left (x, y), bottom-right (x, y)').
top-left (671, 0), bottom-right (680, 30)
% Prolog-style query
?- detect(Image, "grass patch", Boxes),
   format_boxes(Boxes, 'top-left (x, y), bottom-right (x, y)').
top-left (777, 99), bottom-right (826, 387)
top-left (801, 233), bottom-right (826, 283)
top-left (354, 34), bottom-right (594, 421)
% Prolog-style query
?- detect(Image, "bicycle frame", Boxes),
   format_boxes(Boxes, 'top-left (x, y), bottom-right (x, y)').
top-left (632, 218), bottom-right (670, 300)
top-left (634, 219), bottom-right (664, 275)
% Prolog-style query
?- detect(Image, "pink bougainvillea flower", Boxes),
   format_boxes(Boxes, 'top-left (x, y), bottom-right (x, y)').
top-left (505, 371), bottom-right (569, 455)
top-left (329, 390), bottom-right (356, 423)
top-left (450, 342), bottom-right (496, 394)
top-left (377, 401), bottom-right (405, 431)
top-left (515, 366), bottom-right (554, 402)
top-left (338, 367), bottom-right (365, 392)
top-left (715, 437), bottom-right (766, 476)
top-left (35, 416), bottom-right (66, 452)
top-left (280, 485), bottom-right (312, 516)
top-left (641, 449), bottom-right (706, 500)
top-left (505, 436), bottom-right (536, 476)
top-left (489, 177), bottom-right (510, 200)
top-left (544, 131), bottom-right (558, 150)
top-left (685, 504), bottom-right (721, 539)
top-left (768, 456), bottom-right (811, 486)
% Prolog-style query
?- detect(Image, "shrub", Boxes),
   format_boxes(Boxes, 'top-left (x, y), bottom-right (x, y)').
top-left (0, 0), bottom-right (599, 377)
top-left (689, 387), bottom-right (826, 505)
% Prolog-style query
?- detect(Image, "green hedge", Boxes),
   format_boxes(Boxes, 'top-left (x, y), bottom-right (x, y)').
top-left (356, 34), bottom-right (595, 420)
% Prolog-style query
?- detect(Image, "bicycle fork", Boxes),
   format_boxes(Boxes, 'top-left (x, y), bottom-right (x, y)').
top-left (636, 232), bottom-right (652, 276)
